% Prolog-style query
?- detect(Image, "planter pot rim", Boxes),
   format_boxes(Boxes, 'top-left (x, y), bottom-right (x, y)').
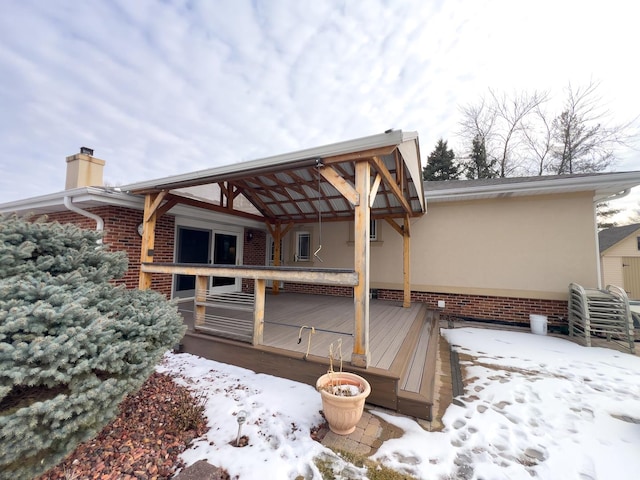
top-left (316, 371), bottom-right (371, 398)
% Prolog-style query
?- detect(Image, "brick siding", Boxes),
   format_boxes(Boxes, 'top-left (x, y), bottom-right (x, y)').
top-left (241, 228), bottom-right (266, 293)
top-left (282, 283), bottom-right (354, 297)
top-left (45, 206), bottom-right (175, 297)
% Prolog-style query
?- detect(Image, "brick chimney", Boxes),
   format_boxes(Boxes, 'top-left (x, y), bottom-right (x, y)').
top-left (65, 147), bottom-right (105, 189)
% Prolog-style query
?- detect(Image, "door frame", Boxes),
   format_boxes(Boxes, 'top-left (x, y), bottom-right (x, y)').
top-left (173, 217), bottom-right (244, 297)
top-left (210, 228), bottom-right (243, 293)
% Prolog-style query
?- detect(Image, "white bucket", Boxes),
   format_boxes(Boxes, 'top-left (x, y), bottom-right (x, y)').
top-left (529, 314), bottom-right (548, 335)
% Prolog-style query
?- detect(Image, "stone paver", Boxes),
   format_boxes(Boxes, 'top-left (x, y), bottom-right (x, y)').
top-left (321, 320), bottom-right (455, 456)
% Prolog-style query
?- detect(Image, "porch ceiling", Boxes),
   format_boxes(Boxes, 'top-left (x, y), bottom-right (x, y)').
top-left (123, 130), bottom-right (425, 223)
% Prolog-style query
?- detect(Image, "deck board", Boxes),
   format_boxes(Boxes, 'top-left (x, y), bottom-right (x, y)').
top-left (177, 292), bottom-right (437, 419)
top-left (402, 318), bottom-right (433, 392)
top-left (260, 293), bottom-right (421, 369)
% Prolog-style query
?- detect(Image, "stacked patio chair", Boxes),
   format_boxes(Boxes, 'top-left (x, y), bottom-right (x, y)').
top-left (568, 283), bottom-right (635, 354)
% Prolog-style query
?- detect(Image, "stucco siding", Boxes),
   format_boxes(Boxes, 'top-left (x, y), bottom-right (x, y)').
top-left (372, 192), bottom-right (597, 299)
top-left (281, 222), bottom-right (353, 267)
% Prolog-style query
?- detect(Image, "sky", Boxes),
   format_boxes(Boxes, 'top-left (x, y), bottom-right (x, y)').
top-left (159, 326), bottom-right (640, 479)
top-left (1, 0), bottom-right (639, 213)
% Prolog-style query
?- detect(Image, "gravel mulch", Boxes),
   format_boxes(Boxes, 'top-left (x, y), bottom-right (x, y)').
top-left (37, 372), bottom-right (216, 480)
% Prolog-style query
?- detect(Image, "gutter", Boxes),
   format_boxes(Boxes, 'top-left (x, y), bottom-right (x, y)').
top-left (425, 172), bottom-right (640, 203)
top-left (63, 196), bottom-right (104, 239)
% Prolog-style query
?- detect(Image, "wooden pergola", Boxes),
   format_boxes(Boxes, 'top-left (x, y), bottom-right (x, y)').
top-left (124, 130), bottom-right (425, 368)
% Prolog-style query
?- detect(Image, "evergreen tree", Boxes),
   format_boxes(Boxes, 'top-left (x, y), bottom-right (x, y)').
top-left (464, 135), bottom-right (498, 179)
top-left (596, 202), bottom-right (622, 230)
top-left (0, 215), bottom-right (185, 479)
top-left (422, 138), bottom-right (460, 181)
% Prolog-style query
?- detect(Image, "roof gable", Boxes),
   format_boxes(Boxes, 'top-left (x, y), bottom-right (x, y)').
top-left (598, 223), bottom-right (640, 253)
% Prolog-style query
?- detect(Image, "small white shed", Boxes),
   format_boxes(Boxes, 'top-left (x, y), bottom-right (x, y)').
top-left (599, 223), bottom-right (640, 299)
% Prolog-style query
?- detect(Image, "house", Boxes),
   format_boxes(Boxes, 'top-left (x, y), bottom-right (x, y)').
top-left (599, 223), bottom-right (640, 299)
top-left (3, 130), bottom-right (640, 419)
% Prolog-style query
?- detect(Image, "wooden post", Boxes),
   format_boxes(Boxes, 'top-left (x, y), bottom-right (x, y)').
top-left (383, 216), bottom-right (411, 308)
top-left (266, 221), bottom-right (293, 296)
top-left (194, 275), bottom-right (208, 329)
top-left (403, 215), bottom-right (411, 308)
top-left (138, 193), bottom-right (158, 290)
top-left (253, 278), bottom-right (266, 345)
top-left (272, 224), bottom-right (282, 295)
top-left (352, 160), bottom-right (370, 368)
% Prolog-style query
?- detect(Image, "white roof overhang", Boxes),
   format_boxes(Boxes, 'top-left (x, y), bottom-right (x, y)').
top-left (424, 172), bottom-right (640, 204)
top-left (122, 129), bottom-right (425, 223)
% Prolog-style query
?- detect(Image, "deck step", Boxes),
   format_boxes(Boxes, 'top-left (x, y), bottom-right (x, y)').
top-left (397, 310), bottom-right (439, 420)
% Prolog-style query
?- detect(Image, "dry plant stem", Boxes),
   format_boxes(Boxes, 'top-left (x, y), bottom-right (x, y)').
top-left (323, 339), bottom-right (366, 396)
top-left (328, 339), bottom-right (344, 388)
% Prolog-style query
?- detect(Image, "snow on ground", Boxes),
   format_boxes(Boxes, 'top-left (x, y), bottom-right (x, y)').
top-left (157, 353), bottom-right (362, 479)
top-left (158, 328), bottom-right (640, 479)
top-left (373, 328), bottom-right (640, 480)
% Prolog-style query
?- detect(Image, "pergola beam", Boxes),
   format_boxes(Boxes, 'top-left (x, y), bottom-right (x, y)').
top-left (370, 156), bottom-right (412, 214)
top-left (318, 165), bottom-right (360, 206)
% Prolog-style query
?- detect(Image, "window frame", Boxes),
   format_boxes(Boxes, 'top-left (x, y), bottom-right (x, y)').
top-left (295, 231), bottom-right (311, 261)
top-left (370, 219), bottom-right (377, 241)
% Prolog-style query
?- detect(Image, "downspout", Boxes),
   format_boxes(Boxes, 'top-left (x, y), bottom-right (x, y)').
top-left (593, 188), bottom-right (631, 288)
top-left (64, 196), bottom-right (104, 243)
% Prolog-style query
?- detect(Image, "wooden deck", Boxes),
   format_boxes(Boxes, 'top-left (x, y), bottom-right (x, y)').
top-left (177, 292), bottom-right (439, 419)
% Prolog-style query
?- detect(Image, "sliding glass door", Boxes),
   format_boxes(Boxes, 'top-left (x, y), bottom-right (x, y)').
top-left (211, 232), bottom-right (239, 291)
top-left (174, 225), bottom-right (242, 297)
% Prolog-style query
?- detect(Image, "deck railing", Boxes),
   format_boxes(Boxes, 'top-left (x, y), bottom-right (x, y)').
top-left (141, 263), bottom-right (359, 345)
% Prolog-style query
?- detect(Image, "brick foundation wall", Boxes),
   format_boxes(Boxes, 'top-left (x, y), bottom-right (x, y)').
top-left (282, 283), bottom-right (354, 297)
top-left (377, 289), bottom-right (568, 328)
top-left (45, 206), bottom-right (175, 297)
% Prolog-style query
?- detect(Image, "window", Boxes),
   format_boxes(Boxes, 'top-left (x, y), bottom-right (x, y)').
top-left (637, 236), bottom-right (640, 250)
top-left (295, 232), bottom-right (310, 261)
top-left (370, 219), bottom-right (377, 241)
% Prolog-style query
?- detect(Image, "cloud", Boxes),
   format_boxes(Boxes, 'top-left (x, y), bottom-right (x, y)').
top-left (0, 0), bottom-right (638, 206)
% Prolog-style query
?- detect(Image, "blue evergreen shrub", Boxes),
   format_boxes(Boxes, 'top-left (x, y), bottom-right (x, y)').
top-left (0, 215), bottom-right (186, 479)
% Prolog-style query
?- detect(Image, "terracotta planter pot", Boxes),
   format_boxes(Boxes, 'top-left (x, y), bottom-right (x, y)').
top-left (316, 372), bottom-right (371, 435)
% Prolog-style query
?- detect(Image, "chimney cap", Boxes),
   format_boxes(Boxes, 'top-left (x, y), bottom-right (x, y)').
top-left (80, 146), bottom-right (94, 156)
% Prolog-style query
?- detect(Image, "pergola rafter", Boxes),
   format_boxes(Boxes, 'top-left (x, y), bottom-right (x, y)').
top-left (126, 130), bottom-right (425, 368)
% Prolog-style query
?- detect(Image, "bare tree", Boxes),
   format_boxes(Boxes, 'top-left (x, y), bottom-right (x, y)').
top-left (458, 89), bottom-right (547, 177)
top-left (550, 81), bottom-right (634, 174)
top-left (457, 96), bottom-right (498, 163)
top-left (490, 89), bottom-right (548, 177)
top-left (457, 82), bottom-right (637, 178)
top-left (522, 105), bottom-right (554, 175)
